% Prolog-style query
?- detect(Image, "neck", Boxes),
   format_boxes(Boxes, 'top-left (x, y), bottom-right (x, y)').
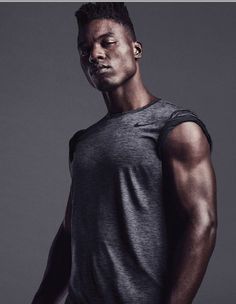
top-left (102, 64), bottom-right (157, 114)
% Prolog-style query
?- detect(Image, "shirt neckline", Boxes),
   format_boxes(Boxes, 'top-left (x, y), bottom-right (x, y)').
top-left (104, 97), bottom-right (162, 119)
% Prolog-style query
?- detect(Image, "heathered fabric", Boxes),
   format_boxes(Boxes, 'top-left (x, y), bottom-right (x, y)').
top-left (64, 98), bottom-right (212, 304)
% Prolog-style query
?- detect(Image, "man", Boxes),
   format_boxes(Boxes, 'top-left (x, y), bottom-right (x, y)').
top-left (31, 3), bottom-right (217, 304)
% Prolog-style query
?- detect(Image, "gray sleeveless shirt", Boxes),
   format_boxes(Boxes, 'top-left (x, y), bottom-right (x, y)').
top-left (65, 98), bottom-right (212, 304)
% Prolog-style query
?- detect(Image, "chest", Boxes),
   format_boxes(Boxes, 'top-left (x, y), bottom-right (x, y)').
top-left (72, 122), bottom-right (161, 176)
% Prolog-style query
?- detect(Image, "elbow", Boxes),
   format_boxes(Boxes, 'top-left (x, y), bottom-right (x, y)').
top-left (195, 211), bottom-right (218, 248)
top-left (203, 211), bottom-right (217, 236)
top-left (186, 208), bottom-right (218, 245)
top-left (200, 215), bottom-right (218, 257)
top-left (208, 214), bottom-right (218, 245)
top-left (205, 216), bottom-right (217, 246)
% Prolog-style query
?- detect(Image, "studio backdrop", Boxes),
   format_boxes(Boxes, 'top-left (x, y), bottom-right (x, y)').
top-left (0, 2), bottom-right (235, 303)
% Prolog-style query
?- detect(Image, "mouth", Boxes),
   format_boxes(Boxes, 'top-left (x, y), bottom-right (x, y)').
top-left (90, 65), bottom-right (111, 76)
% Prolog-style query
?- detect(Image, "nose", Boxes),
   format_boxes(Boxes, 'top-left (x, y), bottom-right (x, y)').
top-left (89, 44), bottom-right (105, 64)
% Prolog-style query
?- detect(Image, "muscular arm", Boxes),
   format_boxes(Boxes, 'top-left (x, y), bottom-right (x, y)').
top-left (31, 185), bottom-right (72, 304)
top-left (162, 122), bottom-right (217, 304)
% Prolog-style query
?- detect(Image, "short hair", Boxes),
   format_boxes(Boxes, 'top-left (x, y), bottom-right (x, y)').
top-left (75, 2), bottom-right (137, 41)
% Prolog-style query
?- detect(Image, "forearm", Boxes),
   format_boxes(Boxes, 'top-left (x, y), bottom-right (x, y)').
top-left (164, 221), bottom-right (217, 304)
top-left (31, 223), bottom-right (71, 304)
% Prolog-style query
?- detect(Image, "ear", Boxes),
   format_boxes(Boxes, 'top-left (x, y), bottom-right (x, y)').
top-left (133, 41), bottom-right (143, 59)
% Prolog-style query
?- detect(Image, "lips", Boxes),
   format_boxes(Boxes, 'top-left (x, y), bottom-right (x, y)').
top-left (90, 65), bottom-right (111, 75)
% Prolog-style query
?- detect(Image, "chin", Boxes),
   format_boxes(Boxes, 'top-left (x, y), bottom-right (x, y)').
top-left (93, 79), bottom-right (120, 92)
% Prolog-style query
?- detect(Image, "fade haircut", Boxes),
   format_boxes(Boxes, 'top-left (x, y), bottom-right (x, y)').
top-left (75, 2), bottom-right (137, 41)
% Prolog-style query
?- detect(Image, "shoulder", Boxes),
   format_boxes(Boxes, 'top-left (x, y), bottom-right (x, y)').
top-left (69, 129), bottom-right (86, 145)
top-left (157, 104), bottom-right (213, 161)
top-left (153, 99), bottom-right (180, 119)
top-left (163, 121), bottom-right (211, 163)
top-left (69, 129), bottom-right (86, 163)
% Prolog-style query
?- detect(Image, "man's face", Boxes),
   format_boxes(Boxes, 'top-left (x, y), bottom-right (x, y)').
top-left (78, 19), bottom-right (140, 92)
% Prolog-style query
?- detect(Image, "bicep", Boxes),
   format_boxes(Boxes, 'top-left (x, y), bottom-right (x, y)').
top-left (162, 122), bottom-right (217, 225)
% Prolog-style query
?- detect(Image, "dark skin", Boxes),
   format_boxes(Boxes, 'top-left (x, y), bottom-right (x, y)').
top-left (162, 122), bottom-right (217, 304)
top-left (78, 19), bottom-right (157, 112)
top-left (31, 18), bottom-right (217, 304)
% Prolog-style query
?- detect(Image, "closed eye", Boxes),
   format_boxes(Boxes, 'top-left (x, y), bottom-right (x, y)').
top-left (102, 41), bottom-right (116, 47)
top-left (79, 41), bottom-right (117, 56)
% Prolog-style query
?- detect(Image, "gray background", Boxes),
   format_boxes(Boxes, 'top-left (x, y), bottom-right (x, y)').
top-left (0, 2), bottom-right (235, 303)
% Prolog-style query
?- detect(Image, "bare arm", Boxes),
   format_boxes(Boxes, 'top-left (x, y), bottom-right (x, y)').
top-left (31, 185), bottom-right (72, 304)
top-left (162, 122), bottom-right (217, 304)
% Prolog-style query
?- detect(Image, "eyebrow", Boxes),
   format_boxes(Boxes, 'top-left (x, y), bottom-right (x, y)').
top-left (78, 32), bottom-right (115, 48)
